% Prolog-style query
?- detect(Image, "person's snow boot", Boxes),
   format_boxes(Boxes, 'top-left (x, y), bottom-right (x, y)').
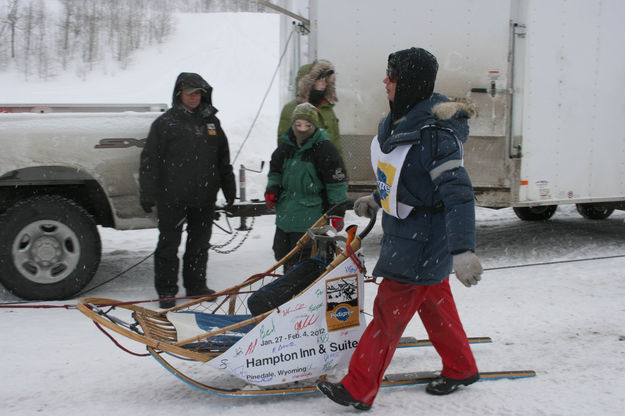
top-left (317, 381), bottom-right (371, 411)
top-left (186, 286), bottom-right (216, 302)
top-left (158, 294), bottom-right (176, 309)
top-left (425, 373), bottom-right (480, 395)
top-left (186, 286), bottom-right (216, 297)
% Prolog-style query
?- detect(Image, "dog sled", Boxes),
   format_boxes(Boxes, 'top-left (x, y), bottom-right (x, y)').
top-left (78, 203), bottom-right (375, 395)
top-left (77, 203), bottom-right (535, 397)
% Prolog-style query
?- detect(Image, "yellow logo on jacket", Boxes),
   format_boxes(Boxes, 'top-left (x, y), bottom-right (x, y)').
top-left (207, 123), bottom-right (217, 135)
top-left (376, 161), bottom-right (396, 213)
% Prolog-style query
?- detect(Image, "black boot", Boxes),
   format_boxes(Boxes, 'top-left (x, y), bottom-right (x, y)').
top-left (158, 294), bottom-right (176, 309)
top-left (317, 381), bottom-right (371, 411)
top-left (186, 286), bottom-right (216, 297)
top-left (425, 373), bottom-right (480, 395)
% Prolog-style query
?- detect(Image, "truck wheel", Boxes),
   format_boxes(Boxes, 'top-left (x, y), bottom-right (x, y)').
top-left (575, 203), bottom-right (614, 220)
top-left (0, 195), bottom-right (101, 300)
top-left (513, 205), bottom-right (557, 221)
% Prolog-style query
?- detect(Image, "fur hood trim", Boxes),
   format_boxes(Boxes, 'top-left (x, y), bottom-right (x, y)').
top-left (432, 98), bottom-right (477, 120)
top-left (296, 60), bottom-right (338, 104)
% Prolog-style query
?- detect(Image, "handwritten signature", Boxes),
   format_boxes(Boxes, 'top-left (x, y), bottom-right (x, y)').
top-left (259, 319), bottom-right (276, 339)
top-left (294, 314), bottom-right (319, 333)
top-left (281, 303), bottom-right (306, 317)
top-left (308, 302), bottom-right (323, 312)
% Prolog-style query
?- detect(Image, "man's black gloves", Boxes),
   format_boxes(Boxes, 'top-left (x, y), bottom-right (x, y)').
top-left (141, 200), bottom-right (155, 213)
top-left (225, 199), bottom-right (235, 215)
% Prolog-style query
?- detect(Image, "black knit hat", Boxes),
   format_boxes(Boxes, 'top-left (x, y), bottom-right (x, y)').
top-left (388, 47), bottom-right (438, 121)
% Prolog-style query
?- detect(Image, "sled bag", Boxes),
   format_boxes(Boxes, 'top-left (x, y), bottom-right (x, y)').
top-left (247, 257), bottom-right (327, 316)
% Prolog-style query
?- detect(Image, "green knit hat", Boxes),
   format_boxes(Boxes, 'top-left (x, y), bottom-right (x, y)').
top-left (291, 103), bottom-right (320, 127)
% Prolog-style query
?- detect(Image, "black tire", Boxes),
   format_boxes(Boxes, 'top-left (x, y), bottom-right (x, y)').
top-left (0, 195), bottom-right (101, 300)
top-left (513, 205), bottom-right (558, 221)
top-left (575, 203), bottom-right (615, 220)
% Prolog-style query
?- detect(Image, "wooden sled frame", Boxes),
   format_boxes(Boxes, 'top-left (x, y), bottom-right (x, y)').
top-left (77, 202), bottom-right (375, 364)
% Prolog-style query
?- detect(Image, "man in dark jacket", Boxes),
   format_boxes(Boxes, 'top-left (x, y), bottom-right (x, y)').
top-left (140, 72), bottom-right (236, 309)
top-left (317, 48), bottom-right (483, 410)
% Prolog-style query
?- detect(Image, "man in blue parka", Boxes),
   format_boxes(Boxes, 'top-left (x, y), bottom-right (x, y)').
top-left (317, 48), bottom-right (484, 410)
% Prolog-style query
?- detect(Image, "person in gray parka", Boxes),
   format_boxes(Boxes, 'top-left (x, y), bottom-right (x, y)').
top-left (317, 47), bottom-right (484, 410)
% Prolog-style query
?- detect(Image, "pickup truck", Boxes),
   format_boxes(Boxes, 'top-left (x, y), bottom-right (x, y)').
top-left (0, 104), bottom-right (267, 300)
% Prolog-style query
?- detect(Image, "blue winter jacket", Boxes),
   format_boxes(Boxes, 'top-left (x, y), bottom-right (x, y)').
top-left (371, 93), bottom-right (476, 285)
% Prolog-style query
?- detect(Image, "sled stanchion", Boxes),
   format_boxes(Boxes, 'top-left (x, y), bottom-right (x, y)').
top-left (264, 212), bottom-right (331, 272)
top-left (173, 311), bottom-right (272, 348)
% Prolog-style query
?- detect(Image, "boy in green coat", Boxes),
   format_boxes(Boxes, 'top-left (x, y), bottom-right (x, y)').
top-left (266, 103), bottom-right (348, 268)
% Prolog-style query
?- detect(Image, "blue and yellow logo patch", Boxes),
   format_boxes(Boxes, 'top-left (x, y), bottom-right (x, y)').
top-left (207, 123), bottom-right (217, 136)
top-left (376, 161), bottom-right (396, 213)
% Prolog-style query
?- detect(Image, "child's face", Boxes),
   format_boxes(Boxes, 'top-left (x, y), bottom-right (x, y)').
top-left (314, 77), bottom-right (328, 90)
top-left (293, 119), bottom-right (314, 132)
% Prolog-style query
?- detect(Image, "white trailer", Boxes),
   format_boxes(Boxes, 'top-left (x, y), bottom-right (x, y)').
top-left (273, 0), bottom-right (625, 220)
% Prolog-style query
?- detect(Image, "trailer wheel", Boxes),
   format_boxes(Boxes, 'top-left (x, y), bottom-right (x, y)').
top-left (513, 205), bottom-right (557, 221)
top-left (575, 203), bottom-right (614, 220)
top-left (0, 195), bottom-right (101, 300)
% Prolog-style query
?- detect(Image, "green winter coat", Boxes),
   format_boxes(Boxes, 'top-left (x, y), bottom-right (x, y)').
top-left (267, 128), bottom-right (348, 232)
top-left (277, 61), bottom-right (343, 159)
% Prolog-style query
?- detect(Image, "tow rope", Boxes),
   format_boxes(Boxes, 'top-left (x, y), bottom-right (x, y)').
top-left (2, 253), bottom-right (625, 308)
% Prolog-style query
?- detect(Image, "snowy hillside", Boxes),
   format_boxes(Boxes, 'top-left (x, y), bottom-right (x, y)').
top-left (0, 12), bottom-right (280, 198)
top-left (2, 12), bottom-right (625, 416)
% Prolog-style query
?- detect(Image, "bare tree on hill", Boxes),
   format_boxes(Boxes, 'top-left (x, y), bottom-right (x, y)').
top-left (0, 0), bottom-right (270, 79)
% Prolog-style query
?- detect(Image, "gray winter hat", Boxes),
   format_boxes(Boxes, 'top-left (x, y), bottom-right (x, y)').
top-left (291, 103), bottom-right (320, 127)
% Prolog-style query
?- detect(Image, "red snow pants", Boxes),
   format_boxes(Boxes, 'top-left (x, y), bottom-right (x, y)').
top-left (341, 277), bottom-right (477, 405)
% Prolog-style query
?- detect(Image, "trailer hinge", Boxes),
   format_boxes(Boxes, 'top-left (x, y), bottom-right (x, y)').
top-left (514, 23), bottom-right (527, 38)
top-left (256, 1), bottom-right (310, 28)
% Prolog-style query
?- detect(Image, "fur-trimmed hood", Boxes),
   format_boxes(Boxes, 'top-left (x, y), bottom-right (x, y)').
top-left (378, 93), bottom-right (476, 152)
top-left (295, 60), bottom-right (338, 104)
top-left (432, 98), bottom-right (478, 121)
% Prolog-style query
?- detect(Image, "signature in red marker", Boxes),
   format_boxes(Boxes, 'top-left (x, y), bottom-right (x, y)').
top-left (281, 303), bottom-right (306, 317)
top-left (294, 314), bottom-right (319, 333)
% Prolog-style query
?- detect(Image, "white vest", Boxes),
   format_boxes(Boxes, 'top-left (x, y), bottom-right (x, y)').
top-left (370, 136), bottom-right (413, 219)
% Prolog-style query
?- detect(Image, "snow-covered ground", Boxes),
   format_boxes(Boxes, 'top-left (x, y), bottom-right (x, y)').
top-left (2, 12), bottom-right (625, 416)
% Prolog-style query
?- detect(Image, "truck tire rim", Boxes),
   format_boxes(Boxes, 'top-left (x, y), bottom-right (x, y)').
top-left (12, 220), bottom-right (81, 284)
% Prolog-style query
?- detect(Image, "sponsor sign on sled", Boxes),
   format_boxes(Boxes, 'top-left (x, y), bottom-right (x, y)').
top-left (208, 252), bottom-right (366, 386)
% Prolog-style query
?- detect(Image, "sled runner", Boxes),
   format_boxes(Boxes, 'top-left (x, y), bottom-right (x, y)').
top-left (78, 203), bottom-right (535, 396)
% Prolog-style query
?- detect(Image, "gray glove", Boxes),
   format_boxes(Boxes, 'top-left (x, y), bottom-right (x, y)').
top-left (453, 251), bottom-right (483, 287)
top-left (354, 194), bottom-right (379, 218)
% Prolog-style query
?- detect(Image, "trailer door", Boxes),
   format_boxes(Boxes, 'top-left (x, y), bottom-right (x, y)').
top-left (516, 0), bottom-right (625, 206)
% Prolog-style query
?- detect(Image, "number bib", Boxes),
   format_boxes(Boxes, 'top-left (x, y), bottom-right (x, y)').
top-left (370, 136), bottom-right (413, 219)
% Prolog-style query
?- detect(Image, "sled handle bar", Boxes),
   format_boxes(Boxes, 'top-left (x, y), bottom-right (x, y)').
top-left (358, 212), bottom-right (376, 240)
top-left (325, 200), bottom-right (377, 241)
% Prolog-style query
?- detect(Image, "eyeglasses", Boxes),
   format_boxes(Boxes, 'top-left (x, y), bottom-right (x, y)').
top-left (386, 67), bottom-right (397, 82)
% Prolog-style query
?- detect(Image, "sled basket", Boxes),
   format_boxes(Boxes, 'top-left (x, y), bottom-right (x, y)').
top-left (78, 201), bottom-right (375, 363)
